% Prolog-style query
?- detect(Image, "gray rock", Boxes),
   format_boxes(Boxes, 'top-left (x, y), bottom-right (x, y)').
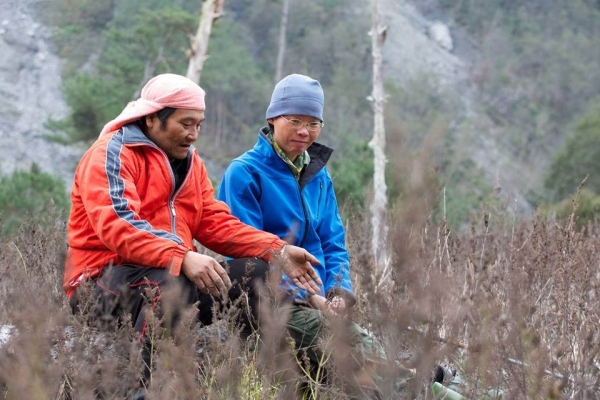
top-left (429, 21), bottom-right (453, 52)
top-left (0, 0), bottom-right (82, 189)
top-left (0, 325), bottom-right (13, 348)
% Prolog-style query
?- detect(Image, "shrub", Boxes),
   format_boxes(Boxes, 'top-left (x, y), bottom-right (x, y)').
top-left (539, 187), bottom-right (600, 227)
top-left (545, 103), bottom-right (600, 201)
top-left (3, 188), bottom-right (600, 398)
top-left (0, 164), bottom-right (70, 236)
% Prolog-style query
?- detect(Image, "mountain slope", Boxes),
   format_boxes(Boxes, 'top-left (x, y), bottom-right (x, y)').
top-left (0, 0), bottom-right (83, 188)
top-left (1, 0), bottom-right (543, 214)
top-left (380, 0), bottom-right (535, 214)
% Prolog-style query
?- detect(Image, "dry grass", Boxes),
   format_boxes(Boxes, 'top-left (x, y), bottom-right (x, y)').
top-left (1, 191), bottom-right (600, 399)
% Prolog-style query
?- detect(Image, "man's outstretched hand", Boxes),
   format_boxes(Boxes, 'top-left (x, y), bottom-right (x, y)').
top-left (280, 245), bottom-right (322, 295)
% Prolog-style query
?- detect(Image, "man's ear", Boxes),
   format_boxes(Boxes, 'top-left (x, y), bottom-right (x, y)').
top-left (145, 113), bottom-right (157, 129)
top-left (267, 118), bottom-right (275, 124)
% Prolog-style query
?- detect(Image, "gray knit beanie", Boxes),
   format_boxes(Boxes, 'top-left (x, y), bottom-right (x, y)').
top-left (266, 74), bottom-right (324, 121)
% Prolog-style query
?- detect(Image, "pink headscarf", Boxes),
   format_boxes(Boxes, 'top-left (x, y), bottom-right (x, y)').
top-left (100, 73), bottom-right (206, 136)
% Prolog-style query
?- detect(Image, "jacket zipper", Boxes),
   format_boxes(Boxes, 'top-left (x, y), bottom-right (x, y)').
top-left (135, 142), bottom-right (191, 236)
top-left (286, 170), bottom-right (310, 247)
top-left (316, 181), bottom-right (323, 220)
top-left (125, 134), bottom-right (189, 240)
top-left (167, 154), bottom-right (193, 235)
top-left (295, 179), bottom-right (309, 247)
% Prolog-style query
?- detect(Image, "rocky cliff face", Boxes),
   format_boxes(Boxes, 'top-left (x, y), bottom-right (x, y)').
top-left (379, 0), bottom-right (533, 213)
top-left (0, 0), bottom-right (83, 189)
top-left (380, 0), bottom-right (466, 88)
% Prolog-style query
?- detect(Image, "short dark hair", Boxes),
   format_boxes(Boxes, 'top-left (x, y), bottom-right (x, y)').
top-left (138, 107), bottom-right (177, 132)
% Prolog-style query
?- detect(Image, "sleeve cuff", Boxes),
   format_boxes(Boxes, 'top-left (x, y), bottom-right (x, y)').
top-left (168, 245), bottom-right (189, 276)
top-left (261, 239), bottom-right (287, 262)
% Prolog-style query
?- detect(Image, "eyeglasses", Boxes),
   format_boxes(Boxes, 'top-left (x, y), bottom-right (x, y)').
top-left (279, 116), bottom-right (324, 132)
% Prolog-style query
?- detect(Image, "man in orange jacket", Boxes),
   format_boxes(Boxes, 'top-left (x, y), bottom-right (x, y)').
top-left (64, 73), bottom-right (322, 387)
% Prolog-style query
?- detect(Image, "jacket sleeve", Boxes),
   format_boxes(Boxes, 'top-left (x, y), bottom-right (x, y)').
top-left (318, 170), bottom-right (355, 304)
top-left (216, 160), bottom-right (265, 230)
top-left (78, 143), bottom-right (189, 275)
top-left (193, 157), bottom-right (284, 259)
top-left (218, 160), bottom-right (310, 296)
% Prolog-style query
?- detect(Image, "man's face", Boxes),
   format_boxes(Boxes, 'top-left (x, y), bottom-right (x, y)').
top-left (268, 114), bottom-right (321, 161)
top-left (145, 108), bottom-right (205, 160)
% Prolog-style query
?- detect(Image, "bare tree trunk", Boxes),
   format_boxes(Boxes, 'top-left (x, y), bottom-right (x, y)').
top-left (274, 0), bottom-right (289, 82)
top-left (186, 0), bottom-right (225, 84)
top-left (367, 0), bottom-right (388, 270)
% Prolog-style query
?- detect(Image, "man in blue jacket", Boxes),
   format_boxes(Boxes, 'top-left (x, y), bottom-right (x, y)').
top-left (218, 74), bottom-right (412, 396)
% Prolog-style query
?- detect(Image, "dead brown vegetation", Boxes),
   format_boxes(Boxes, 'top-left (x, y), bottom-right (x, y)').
top-left (1, 194), bottom-right (600, 399)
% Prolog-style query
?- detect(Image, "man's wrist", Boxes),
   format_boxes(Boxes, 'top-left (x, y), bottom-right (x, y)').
top-left (279, 244), bottom-right (287, 256)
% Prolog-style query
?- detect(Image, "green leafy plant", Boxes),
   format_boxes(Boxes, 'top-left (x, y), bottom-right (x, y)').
top-left (44, 73), bottom-right (115, 144)
top-left (0, 164), bottom-right (70, 236)
top-left (45, 7), bottom-right (197, 144)
top-left (539, 188), bottom-right (600, 227)
top-left (329, 140), bottom-right (374, 216)
top-left (545, 103), bottom-right (600, 201)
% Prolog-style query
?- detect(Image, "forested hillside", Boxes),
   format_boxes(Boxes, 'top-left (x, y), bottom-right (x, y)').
top-left (2, 0), bottom-right (600, 231)
top-left (4, 3), bottom-right (600, 399)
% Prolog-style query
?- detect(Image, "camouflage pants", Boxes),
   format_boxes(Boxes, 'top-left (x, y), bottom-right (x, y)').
top-left (286, 303), bottom-right (412, 395)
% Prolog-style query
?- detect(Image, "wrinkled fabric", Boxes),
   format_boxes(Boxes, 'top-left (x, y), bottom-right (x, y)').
top-left (65, 123), bottom-right (285, 297)
top-left (218, 129), bottom-right (354, 302)
top-left (100, 73), bottom-right (206, 136)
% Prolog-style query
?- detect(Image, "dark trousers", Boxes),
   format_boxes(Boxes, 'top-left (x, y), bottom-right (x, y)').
top-left (69, 257), bottom-right (269, 390)
top-left (70, 257), bottom-right (270, 338)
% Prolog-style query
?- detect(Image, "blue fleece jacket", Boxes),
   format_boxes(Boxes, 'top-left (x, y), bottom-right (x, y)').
top-left (218, 129), bottom-right (354, 303)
